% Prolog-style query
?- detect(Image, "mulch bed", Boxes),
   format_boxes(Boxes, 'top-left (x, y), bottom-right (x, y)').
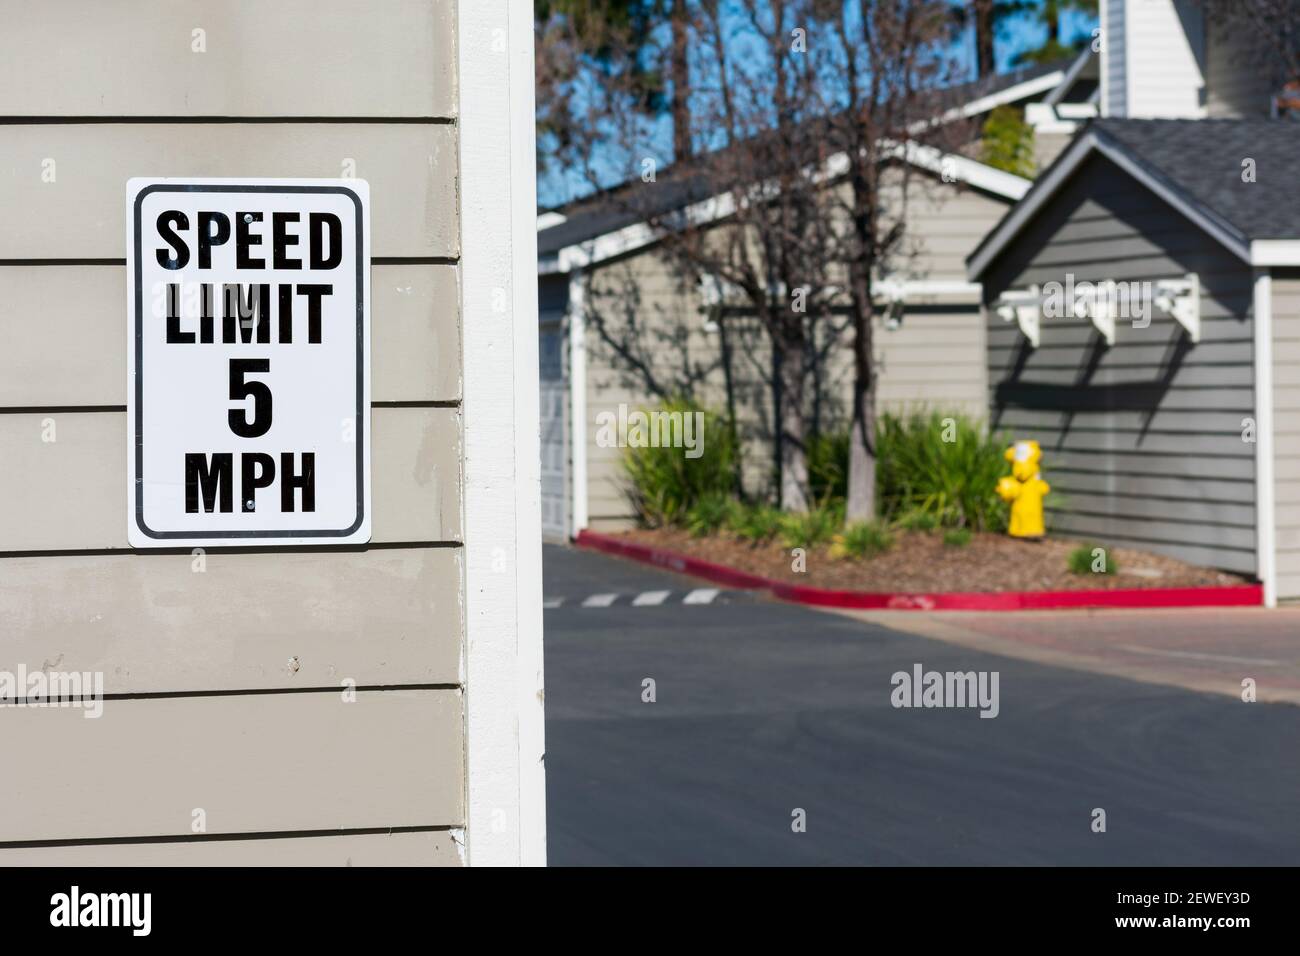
top-left (614, 527), bottom-right (1250, 593)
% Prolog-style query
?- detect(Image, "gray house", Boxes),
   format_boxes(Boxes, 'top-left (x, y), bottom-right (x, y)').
top-left (968, 119), bottom-right (1300, 606)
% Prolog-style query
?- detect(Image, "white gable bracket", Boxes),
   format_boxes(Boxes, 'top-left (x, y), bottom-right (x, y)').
top-left (994, 286), bottom-right (1041, 347)
top-left (1153, 273), bottom-right (1200, 343)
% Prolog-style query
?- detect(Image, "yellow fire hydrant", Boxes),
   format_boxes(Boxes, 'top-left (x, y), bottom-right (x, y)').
top-left (996, 440), bottom-right (1049, 539)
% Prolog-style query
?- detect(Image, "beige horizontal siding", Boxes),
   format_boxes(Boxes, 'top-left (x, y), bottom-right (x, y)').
top-left (0, 406), bottom-right (461, 551)
top-left (0, 548), bottom-right (462, 691)
top-left (0, 0), bottom-right (456, 118)
top-left (1053, 491), bottom-right (1253, 527)
top-left (995, 407), bottom-right (1249, 434)
top-left (1045, 512), bottom-right (1256, 564)
top-left (0, 830), bottom-right (462, 866)
top-left (1271, 272), bottom-right (1300, 596)
top-left (0, 690), bottom-right (463, 843)
top-left (876, 173), bottom-right (1011, 281)
top-left (0, 123), bottom-right (457, 259)
top-left (0, 264), bottom-right (460, 406)
top-left (581, 250), bottom-right (990, 522)
top-left (875, 311), bottom-right (986, 419)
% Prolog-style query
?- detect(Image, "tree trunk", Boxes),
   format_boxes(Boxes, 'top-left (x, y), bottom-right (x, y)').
top-left (973, 0), bottom-right (996, 78)
top-left (778, 331), bottom-right (810, 513)
top-left (845, 286), bottom-right (877, 523)
top-left (716, 310), bottom-right (744, 499)
top-left (845, 379), bottom-right (876, 523)
top-left (670, 1), bottom-right (692, 162)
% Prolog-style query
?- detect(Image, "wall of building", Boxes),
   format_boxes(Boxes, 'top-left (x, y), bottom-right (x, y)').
top-left (981, 152), bottom-right (1257, 574)
top-left (1101, 0), bottom-right (1127, 117)
top-left (1270, 270), bottom-right (1300, 598)
top-left (1119, 0), bottom-right (1207, 119)
top-left (1204, 16), bottom-right (1276, 118)
top-left (1032, 131), bottom-right (1075, 174)
top-left (570, 172), bottom-right (1004, 531)
top-left (0, 0), bottom-right (466, 864)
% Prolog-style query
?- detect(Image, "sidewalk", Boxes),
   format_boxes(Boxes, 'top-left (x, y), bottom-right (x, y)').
top-left (837, 607), bottom-right (1300, 705)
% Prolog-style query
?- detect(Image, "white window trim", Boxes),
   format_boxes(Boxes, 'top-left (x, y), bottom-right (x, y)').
top-left (459, 0), bottom-right (547, 867)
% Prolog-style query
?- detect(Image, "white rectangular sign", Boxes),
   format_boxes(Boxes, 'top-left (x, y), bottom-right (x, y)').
top-left (126, 178), bottom-right (371, 547)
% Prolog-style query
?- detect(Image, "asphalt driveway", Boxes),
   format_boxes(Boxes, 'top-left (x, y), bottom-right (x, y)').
top-left (543, 543), bottom-right (1300, 865)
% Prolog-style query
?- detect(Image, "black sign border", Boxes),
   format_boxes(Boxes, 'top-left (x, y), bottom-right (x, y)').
top-left (132, 183), bottom-right (366, 540)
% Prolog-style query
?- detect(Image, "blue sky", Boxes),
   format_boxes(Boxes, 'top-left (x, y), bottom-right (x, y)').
top-left (537, 2), bottom-right (1100, 210)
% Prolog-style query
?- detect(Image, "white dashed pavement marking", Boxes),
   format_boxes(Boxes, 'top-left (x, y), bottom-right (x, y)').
top-left (683, 588), bottom-right (720, 605)
top-left (631, 590), bottom-right (671, 606)
top-left (544, 588), bottom-right (734, 609)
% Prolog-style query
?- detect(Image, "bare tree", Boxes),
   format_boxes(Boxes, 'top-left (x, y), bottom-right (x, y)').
top-left (669, 0), bottom-right (694, 160)
top-left (815, 0), bottom-right (971, 521)
top-left (544, 0), bottom-right (971, 516)
top-left (553, 0), bottom-right (842, 510)
top-left (1196, 0), bottom-right (1300, 105)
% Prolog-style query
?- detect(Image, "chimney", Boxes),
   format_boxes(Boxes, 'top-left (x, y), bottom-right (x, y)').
top-left (1100, 0), bottom-right (1206, 119)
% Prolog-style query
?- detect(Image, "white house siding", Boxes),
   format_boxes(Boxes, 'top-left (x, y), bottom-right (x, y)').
top-left (1121, 0), bottom-right (1207, 119)
top-left (1269, 270), bottom-right (1300, 598)
top-left (1101, 0), bottom-right (1127, 117)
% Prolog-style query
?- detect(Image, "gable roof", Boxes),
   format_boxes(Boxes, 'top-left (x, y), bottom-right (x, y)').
top-left (538, 59), bottom-right (1078, 272)
top-left (538, 145), bottom-right (1030, 274)
top-left (968, 118), bottom-right (1300, 279)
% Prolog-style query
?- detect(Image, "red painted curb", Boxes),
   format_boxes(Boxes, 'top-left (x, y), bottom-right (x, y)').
top-left (575, 530), bottom-right (770, 590)
top-left (574, 530), bottom-right (1264, 612)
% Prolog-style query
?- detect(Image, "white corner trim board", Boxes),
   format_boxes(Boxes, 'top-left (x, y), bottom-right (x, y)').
top-left (459, 0), bottom-right (547, 867)
top-left (927, 69), bottom-right (1068, 127)
top-left (1251, 241), bottom-right (1300, 267)
top-left (1253, 270), bottom-right (1277, 609)
top-left (889, 141), bottom-right (1031, 201)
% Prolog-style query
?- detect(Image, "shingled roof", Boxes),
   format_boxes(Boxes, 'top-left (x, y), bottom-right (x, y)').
top-left (1091, 119), bottom-right (1300, 242)
top-left (968, 118), bottom-right (1300, 277)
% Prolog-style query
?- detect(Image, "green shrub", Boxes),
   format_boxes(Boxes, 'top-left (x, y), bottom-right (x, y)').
top-left (727, 503), bottom-right (784, 544)
top-left (943, 527), bottom-right (972, 548)
top-left (808, 430), bottom-right (849, 504)
top-left (896, 508), bottom-right (939, 532)
top-left (875, 411), bottom-right (1009, 532)
top-left (1068, 543), bottom-right (1118, 576)
top-left (778, 503), bottom-right (843, 550)
top-left (684, 493), bottom-right (736, 538)
top-left (981, 105), bottom-right (1036, 179)
top-left (830, 521), bottom-right (894, 560)
top-left (621, 398), bottom-right (738, 527)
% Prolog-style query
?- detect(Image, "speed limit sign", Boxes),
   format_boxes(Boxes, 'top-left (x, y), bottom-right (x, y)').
top-left (126, 178), bottom-right (371, 547)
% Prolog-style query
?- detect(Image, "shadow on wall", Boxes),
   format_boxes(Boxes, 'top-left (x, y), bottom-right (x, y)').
top-left (992, 320), bottom-right (1196, 448)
